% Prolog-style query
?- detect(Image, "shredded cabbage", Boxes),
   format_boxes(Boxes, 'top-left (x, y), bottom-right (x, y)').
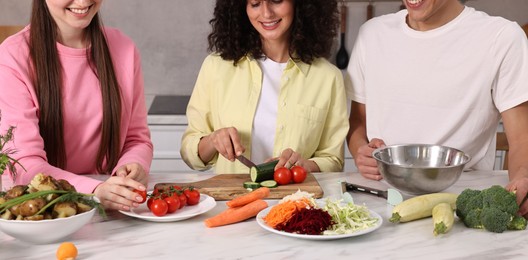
top-left (279, 189), bottom-right (317, 207)
top-left (322, 198), bottom-right (379, 235)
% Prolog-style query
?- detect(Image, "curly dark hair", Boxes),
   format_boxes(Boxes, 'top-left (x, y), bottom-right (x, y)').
top-left (208, 0), bottom-right (339, 65)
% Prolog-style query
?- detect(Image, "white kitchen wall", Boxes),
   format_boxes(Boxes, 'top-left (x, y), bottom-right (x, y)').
top-left (0, 0), bottom-right (527, 96)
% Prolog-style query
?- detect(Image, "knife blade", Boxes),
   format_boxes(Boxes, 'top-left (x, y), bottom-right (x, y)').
top-left (237, 155), bottom-right (256, 168)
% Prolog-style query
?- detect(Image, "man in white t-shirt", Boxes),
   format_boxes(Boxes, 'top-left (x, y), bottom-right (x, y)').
top-left (345, 0), bottom-right (528, 216)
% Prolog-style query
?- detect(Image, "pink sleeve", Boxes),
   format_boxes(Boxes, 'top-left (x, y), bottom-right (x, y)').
top-left (0, 45), bottom-right (102, 193)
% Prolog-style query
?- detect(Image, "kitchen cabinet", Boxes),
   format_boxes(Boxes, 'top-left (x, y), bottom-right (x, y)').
top-left (148, 124), bottom-right (194, 173)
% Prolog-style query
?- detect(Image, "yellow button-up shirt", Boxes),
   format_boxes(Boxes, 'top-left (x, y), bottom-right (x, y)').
top-left (181, 54), bottom-right (349, 174)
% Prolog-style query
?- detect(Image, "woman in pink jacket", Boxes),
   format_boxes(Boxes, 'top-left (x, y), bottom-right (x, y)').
top-left (0, 0), bottom-right (153, 211)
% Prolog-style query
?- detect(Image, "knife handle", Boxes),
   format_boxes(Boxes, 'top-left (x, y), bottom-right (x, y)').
top-left (343, 182), bottom-right (388, 199)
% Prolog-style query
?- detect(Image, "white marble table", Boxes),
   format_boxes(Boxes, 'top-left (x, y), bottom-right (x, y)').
top-left (1, 171), bottom-right (527, 260)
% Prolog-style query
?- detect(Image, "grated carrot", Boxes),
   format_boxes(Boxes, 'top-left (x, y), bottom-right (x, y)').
top-left (263, 198), bottom-right (312, 228)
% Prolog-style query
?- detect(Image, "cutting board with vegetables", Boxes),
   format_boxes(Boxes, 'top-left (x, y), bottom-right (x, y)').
top-left (154, 173), bottom-right (324, 201)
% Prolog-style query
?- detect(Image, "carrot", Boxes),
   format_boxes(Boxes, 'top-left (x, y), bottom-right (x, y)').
top-left (226, 187), bottom-right (270, 208)
top-left (262, 198), bottom-right (311, 228)
top-left (205, 199), bottom-right (268, 228)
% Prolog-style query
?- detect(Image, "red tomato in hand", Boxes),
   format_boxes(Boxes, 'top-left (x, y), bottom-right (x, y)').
top-left (133, 189), bottom-right (147, 204)
top-left (150, 199), bottom-right (168, 216)
top-left (164, 195), bottom-right (181, 213)
top-left (184, 187), bottom-right (201, 206)
top-left (274, 167), bottom-right (292, 185)
top-left (291, 166), bottom-right (307, 183)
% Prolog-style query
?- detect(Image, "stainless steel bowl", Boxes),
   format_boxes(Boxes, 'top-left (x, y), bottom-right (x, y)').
top-left (373, 144), bottom-right (471, 195)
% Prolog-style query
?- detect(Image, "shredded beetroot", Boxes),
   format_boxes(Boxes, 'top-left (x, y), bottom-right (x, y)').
top-left (275, 207), bottom-right (334, 235)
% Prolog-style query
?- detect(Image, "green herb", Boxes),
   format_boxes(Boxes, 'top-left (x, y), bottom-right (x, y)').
top-left (0, 110), bottom-right (26, 179)
top-left (0, 189), bottom-right (106, 218)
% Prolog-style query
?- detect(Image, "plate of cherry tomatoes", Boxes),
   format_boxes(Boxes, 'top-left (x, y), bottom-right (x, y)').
top-left (119, 186), bottom-right (216, 222)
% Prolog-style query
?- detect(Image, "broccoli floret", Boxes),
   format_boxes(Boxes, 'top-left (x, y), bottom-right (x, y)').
top-left (463, 209), bottom-right (483, 229)
top-left (456, 185), bottom-right (527, 233)
top-left (507, 215), bottom-right (528, 230)
top-left (481, 185), bottom-right (519, 215)
top-left (481, 207), bottom-right (511, 233)
top-left (456, 188), bottom-right (482, 220)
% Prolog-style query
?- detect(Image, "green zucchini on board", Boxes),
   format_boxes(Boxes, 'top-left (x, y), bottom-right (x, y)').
top-left (243, 182), bottom-right (261, 190)
top-left (260, 180), bottom-right (278, 188)
top-left (250, 160), bottom-right (279, 182)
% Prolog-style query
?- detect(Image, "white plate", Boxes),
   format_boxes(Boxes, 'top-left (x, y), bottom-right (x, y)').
top-left (256, 205), bottom-right (382, 240)
top-left (119, 194), bottom-right (216, 222)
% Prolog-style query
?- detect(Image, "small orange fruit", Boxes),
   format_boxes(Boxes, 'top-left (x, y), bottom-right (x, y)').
top-left (56, 242), bottom-right (78, 260)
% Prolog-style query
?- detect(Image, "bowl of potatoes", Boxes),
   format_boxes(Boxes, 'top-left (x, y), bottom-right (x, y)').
top-left (0, 173), bottom-right (99, 244)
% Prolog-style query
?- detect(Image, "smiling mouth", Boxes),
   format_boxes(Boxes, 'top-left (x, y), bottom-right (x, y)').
top-left (407, 0), bottom-right (423, 5)
top-left (261, 20), bottom-right (281, 27)
top-left (67, 4), bottom-right (93, 15)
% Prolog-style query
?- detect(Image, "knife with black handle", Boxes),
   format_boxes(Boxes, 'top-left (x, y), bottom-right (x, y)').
top-left (341, 181), bottom-right (388, 199)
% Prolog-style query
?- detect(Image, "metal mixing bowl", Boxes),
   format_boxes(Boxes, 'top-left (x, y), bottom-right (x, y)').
top-left (373, 144), bottom-right (471, 195)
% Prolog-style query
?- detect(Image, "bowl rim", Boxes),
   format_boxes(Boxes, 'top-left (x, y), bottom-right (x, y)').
top-left (372, 143), bottom-right (471, 169)
top-left (0, 207), bottom-right (96, 224)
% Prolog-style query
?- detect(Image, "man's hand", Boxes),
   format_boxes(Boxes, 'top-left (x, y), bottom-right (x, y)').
top-left (355, 138), bottom-right (385, 180)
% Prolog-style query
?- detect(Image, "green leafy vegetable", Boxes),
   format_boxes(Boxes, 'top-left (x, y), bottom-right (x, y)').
top-left (322, 198), bottom-right (379, 235)
top-left (0, 110), bottom-right (26, 179)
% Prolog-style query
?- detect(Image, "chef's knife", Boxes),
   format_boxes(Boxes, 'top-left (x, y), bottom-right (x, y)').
top-left (237, 155), bottom-right (256, 168)
top-left (340, 178), bottom-right (404, 206)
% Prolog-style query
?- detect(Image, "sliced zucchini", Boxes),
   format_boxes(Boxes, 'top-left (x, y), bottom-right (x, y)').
top-left (260, 180), bottom-right (278, 188)
top-left (250, 160), bottom-right (278, 182)
top-left (243, 182), bottom-right (261, 190)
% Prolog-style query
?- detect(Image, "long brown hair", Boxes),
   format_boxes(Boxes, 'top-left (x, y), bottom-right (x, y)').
top-left (29, 1), bottom-right (122, 174)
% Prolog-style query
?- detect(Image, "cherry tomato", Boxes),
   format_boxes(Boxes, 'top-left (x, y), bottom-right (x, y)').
top-left (150, 198), bottom-right (168, 217)
top-left (274, 167), bottom-right (292, 185)
top-left (133, 189), bottom-right (147, 204)
top-left (178, 192), bottom-right (187, 209)
top-left (184, 187), bottom-right (201, 206)
top-left (164, 195), bottom-right (181, 213)
top-left (147, 197), bottom-right (154, 210)
top-left (291, 166), bottom-right (307, 183)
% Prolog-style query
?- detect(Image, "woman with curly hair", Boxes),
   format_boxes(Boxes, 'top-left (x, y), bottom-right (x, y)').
top-left (181, 0), bottom-right (349, 174)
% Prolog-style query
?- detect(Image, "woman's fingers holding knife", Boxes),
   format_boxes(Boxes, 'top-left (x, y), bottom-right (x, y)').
top-left (211, 127), bottom-right (244, 161)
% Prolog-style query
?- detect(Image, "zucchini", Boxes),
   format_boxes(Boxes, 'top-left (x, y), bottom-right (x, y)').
top-left (243, 182), bottom-right (261, 190)
top-left (389, 193), bottom-right (458, 223)
top-left (250, 160), bottom-right (279, 182)
top-left (432, 202), bottom-right (455, 236)
top-left (260, 180), bottom-right (278, 188)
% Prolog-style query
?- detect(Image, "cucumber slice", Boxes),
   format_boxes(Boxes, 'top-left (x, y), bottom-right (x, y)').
top-left (243, 182), bottom-right (261, 190)
top-left (260, 180), bottom-right (278, 188)
top-left (250, 160), bottom-right (278, 182)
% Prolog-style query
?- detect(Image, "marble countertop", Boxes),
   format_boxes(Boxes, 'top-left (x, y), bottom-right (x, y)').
top-left (1, 170), bottom-right (527, 260)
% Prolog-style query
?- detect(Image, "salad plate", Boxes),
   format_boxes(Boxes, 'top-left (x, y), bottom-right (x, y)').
top-left (119, 194), bottom-right (216, 222)
top-left (256, 205), bottom-right (382, 240)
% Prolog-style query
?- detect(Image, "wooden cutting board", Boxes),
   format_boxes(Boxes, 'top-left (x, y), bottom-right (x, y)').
top-left (154, 173), bottom-right (324, 201)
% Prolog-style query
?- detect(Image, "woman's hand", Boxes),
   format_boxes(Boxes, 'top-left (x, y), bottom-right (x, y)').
top-left (506, 172), bottom-right (528, 218)
top-left (115, 163), bottom-right (148, 187)
top-left (93, 176), bottom-right (147, 211)
top-left (355, 138), bottom-right (385, 180)
top-left (200, 127), bottom-right (245, 162)
top-left (273, 148), bottom-right (319, 173)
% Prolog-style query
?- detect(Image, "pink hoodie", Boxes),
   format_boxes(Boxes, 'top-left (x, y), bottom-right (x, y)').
top-left (0, 26), bottom-right (153, 193)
